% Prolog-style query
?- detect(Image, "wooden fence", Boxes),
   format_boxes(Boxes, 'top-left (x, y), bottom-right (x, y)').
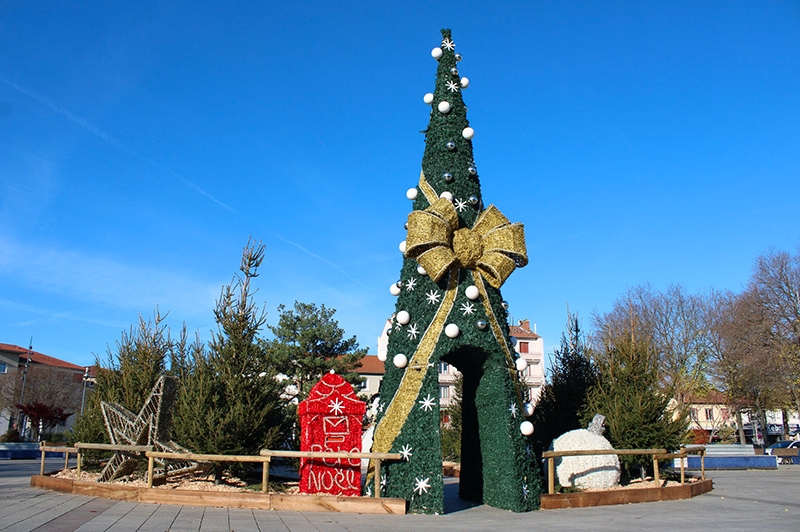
top-left (38, 442), bottom-right (401, 498)
top-left (541, 447), bottom-right (706, 495)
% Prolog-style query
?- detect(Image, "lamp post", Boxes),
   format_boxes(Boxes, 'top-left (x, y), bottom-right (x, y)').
top-left (81, 367), bottom-right (90, 415)
top-left (17, 340), bottom-right (32, 440)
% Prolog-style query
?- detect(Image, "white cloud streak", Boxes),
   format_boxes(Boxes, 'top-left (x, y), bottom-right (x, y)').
top-left (0, 76), bottom-right (235, 213)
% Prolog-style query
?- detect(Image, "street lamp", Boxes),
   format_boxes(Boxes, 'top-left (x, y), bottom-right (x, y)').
top-left (81, 367), bottom-right (91, 415)
top-left (17, 340), bottom-right (32, 440)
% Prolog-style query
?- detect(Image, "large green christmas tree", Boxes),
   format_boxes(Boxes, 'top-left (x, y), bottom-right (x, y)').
top-left (368, 29), bottom-right (540, 514)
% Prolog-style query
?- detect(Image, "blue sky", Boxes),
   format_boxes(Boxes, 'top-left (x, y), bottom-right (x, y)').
top-left (2, 2), bottom-right (799, 368)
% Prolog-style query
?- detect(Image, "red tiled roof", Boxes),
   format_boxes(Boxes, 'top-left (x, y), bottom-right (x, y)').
top-left (357, 356), bottom-right (386, 375)
top-left (684, 390), bottom-right (729, 405)
top-left (0, 343), bottom-right (85, 371)
top-left (509, 319), bottom-right (540, 340)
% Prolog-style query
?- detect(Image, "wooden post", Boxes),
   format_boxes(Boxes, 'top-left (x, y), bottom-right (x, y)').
top-left (64, 450), bottom-right (70, 471)
top-left (40, 447), bottom-right (46, 476)
top-left (680, 453), bottom-right (685, 485)
top-left (548, 456), bottom-right (555, 494)
top-left (262, 461), bottom-right (269, 494)
top-left (653, 454), bottom-right (660, 487)
top-left (76, 452), bottom-right (82, 479)
top-left (147, 455), bottom-right (154, 488)
top-left (374, 459), bottom-right (382, 498)
top-left (701, 449), bottom-right (705, 480)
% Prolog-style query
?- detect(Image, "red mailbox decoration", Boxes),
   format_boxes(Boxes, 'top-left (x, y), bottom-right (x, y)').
top-left (298, 371), bottom-right (366, 496)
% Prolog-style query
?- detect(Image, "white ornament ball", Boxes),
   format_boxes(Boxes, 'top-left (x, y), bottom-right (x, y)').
top-left (396, 310), bottom-right (410, 325)
top-left (465, 285), bottom-right (480, 300)
top-left (423, 92), bottom-right (434, 104)
top-left (445, 323), bottom-right (460, 338)
top-left (524, 402), bottom-right (535, 417)
top-left (520, 421), bottom-right (534, 436)
top-left (462, 127), bottom-right (475, 140)
top-left (377, 349), bottom-right (388, 362)
top-left (399, 240), bottom-right (407, 253)
top-left (417, 265), bottom-right (427, 275)
top-left (515, 357), bottom-right (528, 373)
top-left (406, 187), bottom-right (418, 200)
top-left (393, 353), bottom-right (408, 368)
top-left (437, 101), bottom-right (451, 114)
top-left (431, 47), bottom-right (443, 60)
top-left (389, 283), bottom-right (401, 296)
top-left (509, 335), bottom-right (518, 347)
top-left (460, 77), bottom-right (470, 88)
top-left (440, 191), bottom-right (453, 202)
top-left (551, 429), bottom-right (620, 490)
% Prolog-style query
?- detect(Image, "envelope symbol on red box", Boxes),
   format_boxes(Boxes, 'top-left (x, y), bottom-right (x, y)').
top-left (324, 416), bottom-right (348, 436)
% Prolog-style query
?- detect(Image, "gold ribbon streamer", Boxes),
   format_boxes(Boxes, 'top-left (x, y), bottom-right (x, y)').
top-left (418, 170), bottom-right (439, 205)
top-left (367, 267), bottom-right (459, 486)
top-left (406, 198), bottom-right (528, 289)
top-left (472, 270), bottom-right (526, 406)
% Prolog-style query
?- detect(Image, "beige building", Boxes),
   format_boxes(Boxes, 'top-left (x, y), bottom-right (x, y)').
top-left (0, 343), bottom-right (89, 439)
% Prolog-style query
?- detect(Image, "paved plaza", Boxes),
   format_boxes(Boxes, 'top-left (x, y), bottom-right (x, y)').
top-left (2, 458), bottom-right (799, 531)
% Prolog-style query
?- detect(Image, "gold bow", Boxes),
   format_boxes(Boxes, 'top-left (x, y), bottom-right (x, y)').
top-left (405, 197), bottom-right (528, 288)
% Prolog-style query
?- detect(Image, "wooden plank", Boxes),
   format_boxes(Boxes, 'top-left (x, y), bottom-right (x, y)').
top-left (147, 450), bottom-right (271, 462)
top-left (228, 507), bottom-right (259, 532)
top-left (169, 505), bottom-right (205, 531)
top-left (253, 509), bottom-right (291, 531)
top-left (71, 500), bottom-right (139, 532)
top-left (31, 474), bottom-right (406, 515)
top-left (139, 502), bottom-right (182, 531)
top-left (199, 507), bottom-right (232, 532)
top-left (75, 442), bottom-right (152, 452)
top-left (261, 450), bottom-right (402, 460)
top-left (540, 478), bottom-right (713, 509)
top-left (543, 448), bottom-right (666, 458)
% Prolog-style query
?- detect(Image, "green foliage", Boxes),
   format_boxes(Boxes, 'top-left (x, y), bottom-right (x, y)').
top-left (531, 313), bottom-right (597, 458)
top-left (440, 374), bottom-right (463, 462)
top-left (266, 301), bottom-right (366, 403)
top-left (582, 335), bottom-right (687, 476)
top-left (173, 240), bottom-right (287, 479)
top-left (69, 310), bottom-right (188, 446)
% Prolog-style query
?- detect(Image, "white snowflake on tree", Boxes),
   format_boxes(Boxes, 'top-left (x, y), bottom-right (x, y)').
top-left (365, 485), bottom-right (372, 497)
top-left (329, 398), bottom-right (344, 415)
top-left (405, 277), bottom-right (417, 291)
top-left (407, 323), bottom-right (419, 340)
top-left (522, 483), bottom-right (530, 500)
top-left (426, 290), bottom-right (441, 305)
top-left (400, 444), bottom-right (413, 461)
top-left (441, 37), bottom-right (455, 50)
top-left (381, 474), bottom-right (387, 489)
top-left (460, 302), bottom-right (476, 315)
top-left (394, 320), bottom-right (403, 330)
top-left (454, 198), bottom-right (468, 212)
top-left (509, 402), bottom-right (518, 418)
top-left (419, 394), bottom-right (436, 412)
top-left (414, 477), bottom-right (431, 495)
top-left (446, 80), bottom-right (460, 93)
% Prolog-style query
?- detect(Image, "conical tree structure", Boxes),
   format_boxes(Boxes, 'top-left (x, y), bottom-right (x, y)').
top-left (368, 29), bottom-right (540, 514)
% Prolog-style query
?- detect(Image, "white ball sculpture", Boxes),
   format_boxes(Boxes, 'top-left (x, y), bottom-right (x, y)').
top-left (393, 353), bottom-right (408, 368)
top-left (549, 415), bottom-right (620, 491)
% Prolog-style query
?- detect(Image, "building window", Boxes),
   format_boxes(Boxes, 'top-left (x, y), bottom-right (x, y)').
top-left (721, 408), bottom-right (730, 421)
top-left (0, 363), bottom-right (6, 374)
top-left (519, 341), bottom-right (529, 354)
top-left (705, 408), bottom-right (714, 421)
top-left (439, 386), bottom-right (450, 400)
top-left (438, 362), bottom-right (449, 374)
top-left (690, 408), bottom-right (699, 421)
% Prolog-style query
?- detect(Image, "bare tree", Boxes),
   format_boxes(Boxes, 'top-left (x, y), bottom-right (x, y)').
top-left (593, 284), bottom-right (711, 404)
top-left (748, 249), bottom-right (800, 417)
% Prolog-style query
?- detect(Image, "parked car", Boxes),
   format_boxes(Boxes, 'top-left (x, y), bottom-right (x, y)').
top-left (765, 440), bottom-right (800, 464)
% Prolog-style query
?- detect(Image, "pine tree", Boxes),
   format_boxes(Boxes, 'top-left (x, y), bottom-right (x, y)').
top-left (582, 333), bottom-right (687, 478)
top-left (267, 301), bottom-right (366, 404)
top-left (69, 310), bottom-right (184, 448)
top-left (530, 313), bottom-right (598, 458)
top-left (370, 29), bottom-right (538, 513)
top-left (172, 240), bottom-right (287, 482)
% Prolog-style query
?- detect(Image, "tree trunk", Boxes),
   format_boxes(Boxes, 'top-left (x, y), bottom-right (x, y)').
top-left (213, 463), bottom-right (224, 485)
top-left (735, 408), bottom-right (747, 445)
top-left (781, 408), bottom-right (790, 440)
